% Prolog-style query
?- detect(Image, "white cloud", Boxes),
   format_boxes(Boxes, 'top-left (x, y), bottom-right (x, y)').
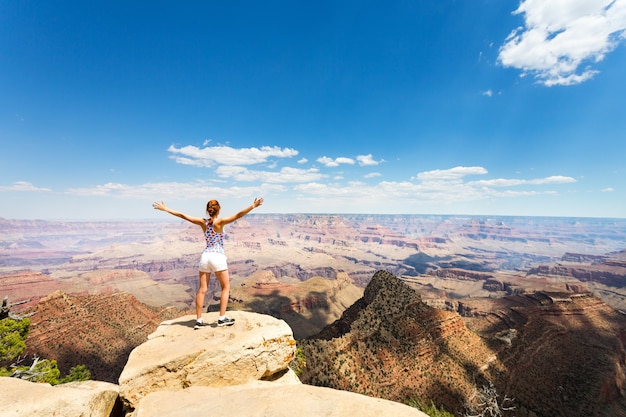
top-left (0, 181), bottom-right (51, 192)
top-left (290, 167), bottom-right (576, 211)
top-left (316, 156), bottom-right (338, 167)
top-left (168, 144), bottom-right (298, 167)
top-left (336, 157), bottom-right (355, 165)
top-left (602, 187), bottom-right (615, 192)
top-left (470, 175), bottom-right (576, 187)
top-left (498, 0), bottom-right (626, 86)
top-left (317, 154), bottom-right (382, 168)
top-left (60, 156), bottom-right (582, 217)
top-left (356, 154), bottom-right (382, 166)
top-left (317, 156), bottom-right (355, 167)
top-left (415, 166), bottom-right (489, 182)
top-left (297, 158), bottom-right (308, 164)
top-left (482, 89), bottom-right (494, 97)
top-left (66, 181), bottom-right (277, 200)
top-left (364, 172), bottom-right (382, 178)
top-left (215, 166), bottom-right (326, 183)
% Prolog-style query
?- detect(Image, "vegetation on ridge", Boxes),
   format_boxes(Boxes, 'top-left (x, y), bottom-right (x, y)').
top-left (0, 299), bottom-right (91, 385)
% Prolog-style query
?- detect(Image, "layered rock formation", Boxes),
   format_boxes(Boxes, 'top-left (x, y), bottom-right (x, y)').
top-left (299, 270), bottom-right (503, 412)
top-left (0, 271), bottom-right (63, 310)
top-left (24, 291), bottom-right (186, 382)
top-left (529, 261), bottom-right (626, 288)
top-left (495, 292), bottom-right (626, 417)
top-left (299, 270), bottom-right (626, 417)
top-left (230, 271), bottom-right (363, 338)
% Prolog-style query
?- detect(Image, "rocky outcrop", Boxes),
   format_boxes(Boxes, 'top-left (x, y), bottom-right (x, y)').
top-left (118, 311), bottom-right (296, 410)
top-left (131, 382), bottom-right (428, 417)
top-left (0, 378), bottom-right (121, 417)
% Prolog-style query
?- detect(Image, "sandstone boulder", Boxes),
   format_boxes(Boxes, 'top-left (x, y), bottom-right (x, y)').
top-left (130, 382), bottom-right (429, 417)
top-left (0, 377), bottom-right (119, 417)
top-left (118, 311), bottom-right (296, 409)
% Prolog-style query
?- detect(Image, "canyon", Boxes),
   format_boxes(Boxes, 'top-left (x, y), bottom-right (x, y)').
top-left (2, 214), bottom-right (626, 415)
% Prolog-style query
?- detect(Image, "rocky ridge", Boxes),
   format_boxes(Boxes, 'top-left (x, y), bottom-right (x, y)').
top-left (300, 270), bottom-right (502, 412)
top-left (300, 270), bottom-right (626, 417)
top-left (24, 291), bottom-right (186, 382)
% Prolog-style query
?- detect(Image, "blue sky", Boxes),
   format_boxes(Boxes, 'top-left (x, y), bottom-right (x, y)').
top-left (1, 0), bottom-right (625, 220)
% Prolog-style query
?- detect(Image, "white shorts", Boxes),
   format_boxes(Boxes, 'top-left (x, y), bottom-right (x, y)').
top-left (199, 251), bottom-right (228, 273)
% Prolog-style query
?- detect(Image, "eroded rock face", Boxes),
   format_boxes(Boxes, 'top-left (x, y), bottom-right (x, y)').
top-left (118, 311), bottom-right (296, 410)
top-left (302, 271), bottom-right (626, 417)
top-left (0, 378), bottom-right (120, 417)
top-left (300, 270), bottom-right (501, 413)
top-left (24, 290), bottom-right (184, 383)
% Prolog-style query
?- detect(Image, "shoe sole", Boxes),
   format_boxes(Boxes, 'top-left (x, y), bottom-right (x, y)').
top-left (217, 321), bottom-right (235, 327)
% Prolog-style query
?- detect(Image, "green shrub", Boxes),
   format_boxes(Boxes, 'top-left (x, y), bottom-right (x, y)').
top-left (1, 317), bottom-right (91, 384)
top-left (407, 398), bottom-right (455, 417)
top-left (59, 364), bottom-right (91, 384)
top-left (0, 317), bottom-right (30, 362)
top-left (290, 344), bottom-right (307, 376)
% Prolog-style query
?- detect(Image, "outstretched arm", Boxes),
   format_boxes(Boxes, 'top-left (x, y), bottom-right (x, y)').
top-left (216, 197), bottom-right (264, 227)
top-left (152, 201), bottom-right (205, 228)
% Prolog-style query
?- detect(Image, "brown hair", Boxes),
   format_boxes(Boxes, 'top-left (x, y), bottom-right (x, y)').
top-left (206, 200), bottom-right (220, 217)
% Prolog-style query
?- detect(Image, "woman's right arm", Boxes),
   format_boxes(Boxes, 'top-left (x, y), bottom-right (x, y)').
top-left (152, 201), bottom-right (205, 228)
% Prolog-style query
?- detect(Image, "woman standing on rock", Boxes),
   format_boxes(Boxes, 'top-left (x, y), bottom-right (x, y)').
top-left (152, 198), bottom-right (264, 329)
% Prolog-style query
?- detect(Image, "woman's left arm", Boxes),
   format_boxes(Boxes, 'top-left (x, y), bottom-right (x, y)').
top-left (217, 198), bottom-right (264, 226)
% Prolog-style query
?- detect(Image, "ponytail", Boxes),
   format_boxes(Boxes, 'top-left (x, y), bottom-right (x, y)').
top-left (206, 200), bottom-right (221, 217)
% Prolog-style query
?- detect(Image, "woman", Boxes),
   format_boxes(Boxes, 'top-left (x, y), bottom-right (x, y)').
top-left (152, 197), bottom-right (264, 328)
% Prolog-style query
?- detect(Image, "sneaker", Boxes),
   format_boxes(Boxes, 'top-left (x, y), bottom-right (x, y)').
top-left (217, 317), bottom-right (235, 327)
top-left (194, 320), bottom-right (206, 330)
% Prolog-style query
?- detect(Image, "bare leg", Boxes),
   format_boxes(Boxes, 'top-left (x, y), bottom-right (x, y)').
top-left (214, 269), bottom-right (231, 316)
top-left (196, 271), bottom-right (209, 320)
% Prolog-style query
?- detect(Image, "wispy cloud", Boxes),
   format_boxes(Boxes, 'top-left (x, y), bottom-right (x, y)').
top-left (66, 181), bottom-right (284, 199)
top-left (215, 166), bottom-right (326, 183)
top-left (415, 166), bottom-right (488, 182)
top-left (168, 145), bottom-right (298, 167)
top-left (66, 163), bottom-right (576, 206)
top-left (0, 181), bottom-right (51, 192)
top-left (291, 166), bottom-right (576, 210)
top-left (62, 141), bottom-right (580, 217)
top-left (364, 172), bottom-right (382, 179)
top-left (471, 175), bottom-right (576, 187)
top-left (498, 0), bottom-right (626, 86)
